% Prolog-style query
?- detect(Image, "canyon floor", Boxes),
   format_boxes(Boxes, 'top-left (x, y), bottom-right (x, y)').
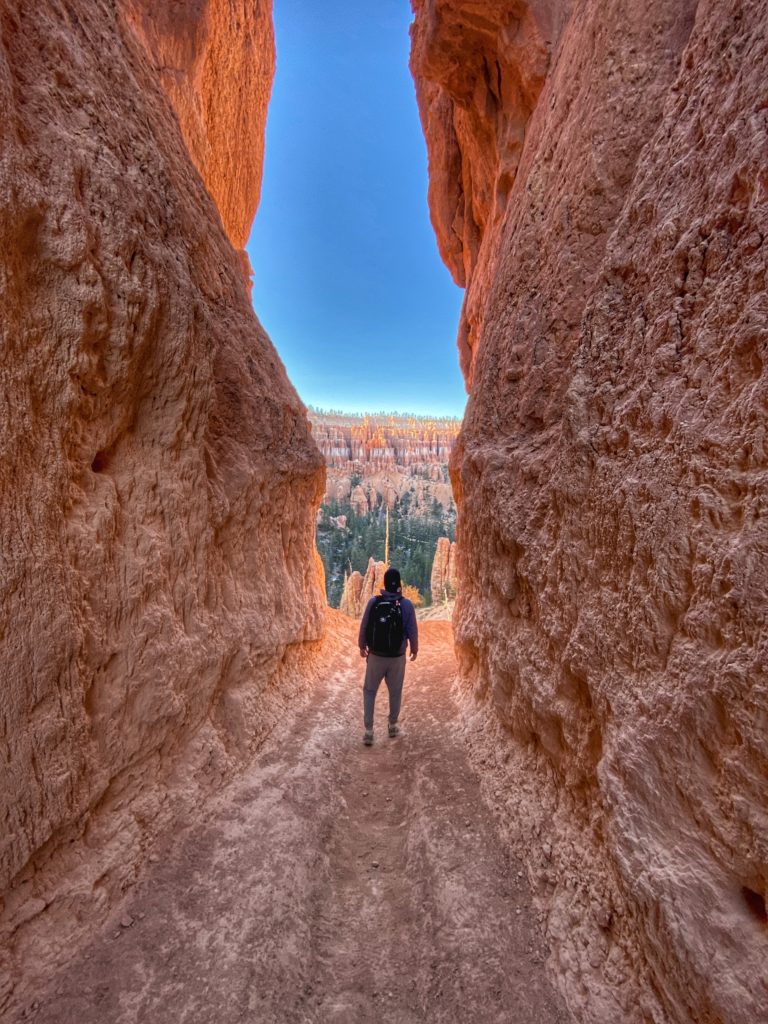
top-left (17, 620), bottom-right (568, 1024)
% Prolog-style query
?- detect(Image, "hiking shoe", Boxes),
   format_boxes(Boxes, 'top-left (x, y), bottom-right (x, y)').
top-left (388, 722), bottom-right (399, 738)
top-left (363, 730), bottom-right (373, 746)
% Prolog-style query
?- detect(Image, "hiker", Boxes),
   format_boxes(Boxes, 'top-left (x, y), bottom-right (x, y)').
top-left (358, 567), bottom-right (418, 746)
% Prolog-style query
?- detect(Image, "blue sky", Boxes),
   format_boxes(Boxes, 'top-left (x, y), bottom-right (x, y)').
top-left (246, 1), bottom-right (467, 418)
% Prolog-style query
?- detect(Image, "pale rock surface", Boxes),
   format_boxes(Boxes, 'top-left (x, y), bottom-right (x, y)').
top-left (0, 0), bottom-right (324, 1009)
top-left (413, 0), bottom-right (768, 1021)
top-left (360, 558), bottom-right (388, 613)
top-left (430, 537), bottom-right (458, 604)
top-left (350, 483), bottom-right (371, 516)
top-left (339, 559), bottom-right (387, 619)
top-left (339, 570), bottom-right (365, 618)
top-left (416, 599), bottom-right (456, 622)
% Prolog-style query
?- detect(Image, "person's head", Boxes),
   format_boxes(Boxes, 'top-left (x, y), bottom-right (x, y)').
top-left (384, 567), bottom-right (402, 593)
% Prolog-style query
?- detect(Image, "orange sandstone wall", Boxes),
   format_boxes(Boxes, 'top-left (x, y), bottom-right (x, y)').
top-left (412, 1), bottom-right (768, 1021)
top-left (0, 0), bottom-right (324, 1002)
top-left (123, 0), bottom-right (274, 259)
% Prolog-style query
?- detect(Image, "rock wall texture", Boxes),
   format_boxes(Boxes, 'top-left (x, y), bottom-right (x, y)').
top-left (412, 1), bottom-right (768, 1022)
top-left (339, 559), bottom-right (386, 619)
top-left (339, 570), bottom-right (365, 618)
top-left (0, 0), bottom-right (324, 1009)
top-left (430, 537), bottom-right (458, 604)
top-left (123, 0), bottom-right (274, 261)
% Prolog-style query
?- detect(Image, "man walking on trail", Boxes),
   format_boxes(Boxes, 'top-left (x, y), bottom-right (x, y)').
top-left (358, 567), bottom-right (418, 746)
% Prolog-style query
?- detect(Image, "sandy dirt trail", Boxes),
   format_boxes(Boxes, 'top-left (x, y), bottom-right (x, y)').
top-left (19, 620), bottom-right (568, 1024)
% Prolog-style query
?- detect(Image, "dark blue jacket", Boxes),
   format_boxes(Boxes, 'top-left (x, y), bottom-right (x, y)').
top-left (359, 589), bottom-right (419, 657)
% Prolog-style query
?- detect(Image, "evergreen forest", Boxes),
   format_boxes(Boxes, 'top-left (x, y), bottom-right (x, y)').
top-left (316, 491), bottom-right (456, 608)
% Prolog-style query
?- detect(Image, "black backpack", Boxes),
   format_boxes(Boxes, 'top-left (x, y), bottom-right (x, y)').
top-left (366, 596), bottom-right (404, 656)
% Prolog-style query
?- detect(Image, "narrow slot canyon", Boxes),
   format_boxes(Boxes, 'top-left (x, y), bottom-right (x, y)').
top-left (1, 2), bottom-right (767, 1024)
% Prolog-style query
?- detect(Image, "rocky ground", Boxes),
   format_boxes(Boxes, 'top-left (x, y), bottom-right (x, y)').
top-left (416, 600), bottom-right (455, 622)
top-left (13, 620), bottom-right (568, 1024)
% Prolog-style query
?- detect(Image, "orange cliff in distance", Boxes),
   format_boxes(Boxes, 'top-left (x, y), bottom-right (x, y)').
top-left (309, 410), bottom-right (461, 513)
top-left (309, 410), bottom-right (460, 474)
top-left (412, 1), bottom-right (768, 1023)
top-left (0, 0), bottom-right (324, 1011)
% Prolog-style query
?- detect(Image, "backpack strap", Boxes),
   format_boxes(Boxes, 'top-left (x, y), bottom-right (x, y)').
top-left (366, 595), bottom-right (381, 644)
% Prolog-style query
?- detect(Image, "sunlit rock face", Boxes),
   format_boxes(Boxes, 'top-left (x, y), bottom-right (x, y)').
top-left (410, 0), bottom-right (561, 379)
top-left (0, 0), bottom-right (324, 1002)
top-left (340, 559), bottom-right (387, 619)
top-left (123, 0), bottom-right (275, 262)
top-left (339, 570), bottom-right (365, 618)
top-left (430, 537), bottom-right (458, 603)
top-left (412, 1), bottom-right (768, 1021)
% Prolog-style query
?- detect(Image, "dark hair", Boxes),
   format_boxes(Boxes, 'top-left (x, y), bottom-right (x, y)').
top-left (384, 567), bottom-right (402, 592)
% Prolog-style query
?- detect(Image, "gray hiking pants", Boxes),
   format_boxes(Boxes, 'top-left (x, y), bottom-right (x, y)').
top-left (363, 653), bottom-right (406, 729)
